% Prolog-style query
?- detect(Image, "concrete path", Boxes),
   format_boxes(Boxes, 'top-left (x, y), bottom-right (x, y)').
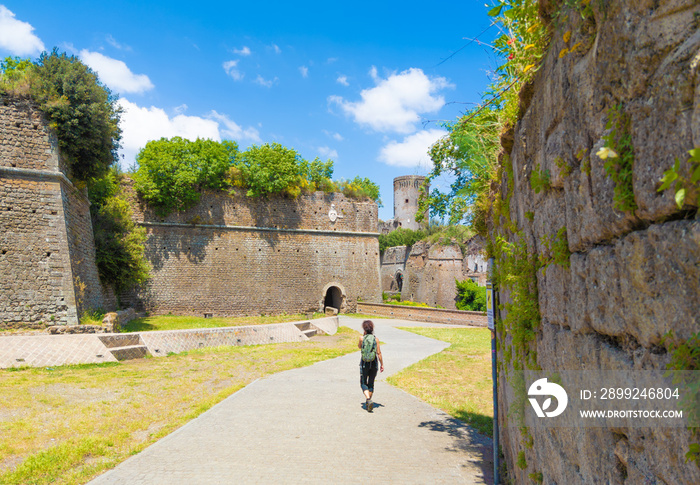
top-left (89, 317), bottom-right (493, 484)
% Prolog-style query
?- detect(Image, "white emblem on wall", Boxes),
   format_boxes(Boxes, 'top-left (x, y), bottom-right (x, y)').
top-left (328, 204), bottom-right (344, 223)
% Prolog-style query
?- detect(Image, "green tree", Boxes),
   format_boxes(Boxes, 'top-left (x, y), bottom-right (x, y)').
top-left (455, 279), bottom-right (487, 312)
top-left (29, 49), bottom-right (122, 181)
top-left (132, 137), bottom-right (237, 215)
top-left (418, 107), bottom-right (500, 231)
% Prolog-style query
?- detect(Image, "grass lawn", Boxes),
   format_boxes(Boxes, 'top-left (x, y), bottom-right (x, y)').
top-left (387, 327), bottom-right (493, 437)
top-left (342, 313), bottom-right (389, 320)
top-left (0, 327), bottom-right (359, 485)
top-left (119, 313), bottom-right (326, 332)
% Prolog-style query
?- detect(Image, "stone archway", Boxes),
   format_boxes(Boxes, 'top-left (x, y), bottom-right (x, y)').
top-left (394, 270), bottom-right (404, 292)
top-left (320, 282), bottom-right (346, 313)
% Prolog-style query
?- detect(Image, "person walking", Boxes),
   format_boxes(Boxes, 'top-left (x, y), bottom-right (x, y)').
top-left (358, 320), bottom-right (383, 412)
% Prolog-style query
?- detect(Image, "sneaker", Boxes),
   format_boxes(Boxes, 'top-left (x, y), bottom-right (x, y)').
top-left (367, 399), bottom-right (374, 412)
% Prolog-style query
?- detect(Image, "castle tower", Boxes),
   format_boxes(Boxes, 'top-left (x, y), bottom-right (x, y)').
top-left (393, 175), bottom-right (428, 231)
top-left (0, 96), bottom-right (111, 328)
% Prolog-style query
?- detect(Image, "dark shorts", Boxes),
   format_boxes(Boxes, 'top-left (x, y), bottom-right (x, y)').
top-left (360, 359), bottom-right (378, 393)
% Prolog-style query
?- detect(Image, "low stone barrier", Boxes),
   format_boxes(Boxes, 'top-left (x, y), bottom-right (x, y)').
top-left (0, 317), bottom-right (339, 369)
top-left (102, 308), bottom-right (141, 333)
top-left (357, 302), bottom-right (486, 326)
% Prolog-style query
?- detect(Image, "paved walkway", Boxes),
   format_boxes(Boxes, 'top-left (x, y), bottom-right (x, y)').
top-left (89, 317), bottom-right (493, 484)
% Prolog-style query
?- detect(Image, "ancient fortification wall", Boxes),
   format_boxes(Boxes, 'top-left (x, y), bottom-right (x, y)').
top-left (0, 96), bottom-right (111, 327)
top-left (380, 237), bottom-right (487, 309)
top-left (380, 245), bottom-right (409, 293)
top-left (494, 1), bottom-right (700, 483)
top-left (402, 241), bottom-right (465, 309)
top-left (121, 181), bottom-right (382, 316)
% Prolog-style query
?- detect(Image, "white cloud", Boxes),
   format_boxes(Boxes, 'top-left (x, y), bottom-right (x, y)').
top-left (79, 50), bottom-right (154, 94)
top-left (369, 66), bottom-right (378, 80)
top-left (329, 67), bottom-right (452, 134)
top-left (209, 111), bottom-right (261, 143)
top-left (117, 99), bottom-right (262, 166)
top-left (299, 66), bottom-right (309, 78)
top-left (117, 99), bottom-right (220, 165)
top-left (233, 46), bottom-right (251, 56)
top-left (271, 44), bottom-right (281, 54)
top-left (106, 34), bottom-right (131, 51)
top-left (0, 6), bottom-right (44, 56)
top-left (254, 75), bottom-right (277, 88)
top-left (223, 59), bottom-right (244, 80)
top-left (378, 129), bottom-right (446, 168)
top-left (323, 130), bottom-right (343, 141)
top-left (174, 104), bottom-right (188, 114)
top-left (318, 146), bottom-right (338, 159)
top-left (336, 75), bottom-right (349, 86)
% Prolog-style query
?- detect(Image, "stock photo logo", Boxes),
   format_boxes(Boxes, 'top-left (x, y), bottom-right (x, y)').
top-left (528, 378), bottom-right (569, 418)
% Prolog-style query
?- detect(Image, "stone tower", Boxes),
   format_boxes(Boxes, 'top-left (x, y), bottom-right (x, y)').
top-left (393, 175), bottom-right (428, 231)
top-left (0, 96), bottom-right (112, 328)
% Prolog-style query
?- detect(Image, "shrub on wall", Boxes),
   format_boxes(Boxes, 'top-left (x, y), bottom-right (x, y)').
top-left (89, 168), bottom-right (150, 293)
top-left (378, 228), bottom-right (427, 252)
top-left (132, 138), bottom-right (382, 215)
top-left (455, 278), bottom-right (487, 312)
top-left (132, 137), bottom-right (238, 216)
top-left (335, 176), bottom-right (382, 206)
top-left (237, 142), bottom-right (309, 198)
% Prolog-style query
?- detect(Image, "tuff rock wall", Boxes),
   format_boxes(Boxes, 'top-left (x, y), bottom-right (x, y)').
top-left (120, 180), bottom-right (382, 316)
top-left (0, 96), bottom-right (112, 327)
top-left (493, 1), bottom-right (700, 483)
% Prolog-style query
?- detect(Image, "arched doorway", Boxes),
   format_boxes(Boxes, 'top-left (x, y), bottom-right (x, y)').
top-left (395, 271), bottom-right (404, 292)
top-left (324, 286), bottom-right (342, 312)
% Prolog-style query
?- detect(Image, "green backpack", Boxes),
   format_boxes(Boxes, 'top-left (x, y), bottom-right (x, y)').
top-left (361, 334), bottom-right (377, 362)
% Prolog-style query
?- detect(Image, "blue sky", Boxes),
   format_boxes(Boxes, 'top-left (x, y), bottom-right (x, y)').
top-left (0, 1), bottom-right (500, 220)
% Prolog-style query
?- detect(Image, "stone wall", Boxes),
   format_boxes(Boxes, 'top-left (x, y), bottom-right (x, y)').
top-left (379, 237), bottom-right (487, 310)
top-left (121, 183), bottom-right (382, 316)
top-left (380, 245), bottom-right (409, 293)
top-left (402, 241), bottom-right (465, 309)
top-left (358, 302), bottom-right (487, 326)
top-left (0, 96), bottom-right (111, 327)
top-left (493, 1), bottom-right (700, 483)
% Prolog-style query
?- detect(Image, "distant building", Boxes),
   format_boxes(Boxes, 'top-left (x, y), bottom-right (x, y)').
top-left (379, 175), bottom-right (428, 233)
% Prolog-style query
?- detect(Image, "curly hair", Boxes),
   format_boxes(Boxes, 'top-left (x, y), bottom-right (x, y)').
top-left (362, 320), bottom-right (374, 334)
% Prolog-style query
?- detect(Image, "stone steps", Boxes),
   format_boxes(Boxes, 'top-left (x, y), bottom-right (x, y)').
top-left (294, 322), bottom-right (322, 339)
top-left (98, 334), bottom-right (142, 348)
top-left (109, 345), bottom-right (150, 361)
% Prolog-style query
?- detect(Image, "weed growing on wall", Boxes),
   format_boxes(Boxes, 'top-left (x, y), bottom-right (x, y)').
top-left (663, 331), bottom-right (700, 465)
top-left (658, 148), bottom-right (700, 209)
top-left (530, 164), bottom-right (551, 194)
top-left (554, 156), bottom-right (572, 178)
top-left (539, 227), bottom-right (571, 268)
top-left (493, 233), bottom-right (541, 371)
top-left (599, 104), bottom-right (637, 213)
